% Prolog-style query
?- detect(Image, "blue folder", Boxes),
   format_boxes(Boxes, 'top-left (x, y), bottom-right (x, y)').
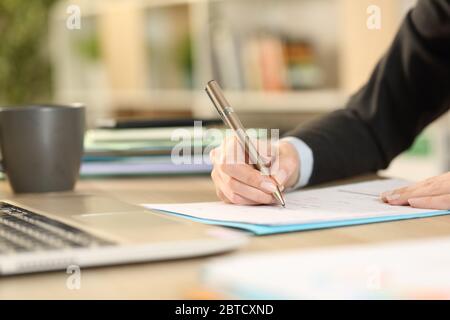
top-left (156, 209), bottom-right (450, 235)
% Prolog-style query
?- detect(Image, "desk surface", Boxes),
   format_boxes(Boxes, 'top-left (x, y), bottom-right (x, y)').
top-left (1, 175), bottom-right (450, 299)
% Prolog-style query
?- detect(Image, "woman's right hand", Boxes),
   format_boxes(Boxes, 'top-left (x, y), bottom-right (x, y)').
top-left (210, 136), bottom-right (301, 205)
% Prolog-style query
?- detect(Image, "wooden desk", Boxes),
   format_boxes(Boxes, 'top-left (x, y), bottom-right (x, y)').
top-left (1, 175), bottom-right (450, 299)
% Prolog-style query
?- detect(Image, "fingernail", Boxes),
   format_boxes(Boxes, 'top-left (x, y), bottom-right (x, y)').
top-left (386, 193), bottom-right (400, 201)
top-left (381, 190), bottom-right (393, 197)
top-left (261, 181), bottom-right (278, 193)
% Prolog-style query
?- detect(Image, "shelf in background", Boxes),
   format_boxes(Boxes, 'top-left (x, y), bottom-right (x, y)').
top-left (221, 89), bottom-right (346, 113)
top-left (191, 88), bottom-right (346, 118)
top-left (55, 88), bottom-right (345, 116)
top-left (111, 90), bottom-right (195, 110)
top-left (50, 0), bottom-right (398, 119)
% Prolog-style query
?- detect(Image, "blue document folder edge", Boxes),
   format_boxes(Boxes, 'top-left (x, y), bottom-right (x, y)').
top-left (154, 209), bottom-right (450, 235)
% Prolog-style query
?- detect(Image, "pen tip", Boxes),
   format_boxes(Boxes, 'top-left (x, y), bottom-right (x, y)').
top-left (273, 187), bottom-right (286, 208)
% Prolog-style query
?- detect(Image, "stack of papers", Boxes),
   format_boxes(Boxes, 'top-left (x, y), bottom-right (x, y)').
top-left (202, 237), bottom-right (450, 299)
top-left (82, 127), bottom-right (217, 177)
top-left (145, 179), bottom-right (450, 235)
top-left (81, 155), bottom-right (211, 176)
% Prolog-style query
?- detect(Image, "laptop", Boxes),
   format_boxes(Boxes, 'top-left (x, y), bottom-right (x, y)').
top-left (0, 193), bottom-right (246, 275)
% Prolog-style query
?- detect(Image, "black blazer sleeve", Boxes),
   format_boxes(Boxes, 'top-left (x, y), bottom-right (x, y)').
top-left (286, 0), bottom-right (450, 186)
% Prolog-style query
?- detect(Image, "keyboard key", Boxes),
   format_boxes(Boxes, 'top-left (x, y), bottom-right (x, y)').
top-left (0, 202), bottom-right (113, 254)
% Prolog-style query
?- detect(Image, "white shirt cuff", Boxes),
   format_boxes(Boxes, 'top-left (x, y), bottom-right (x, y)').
top-left (280, 136), bottom-right (314, 189)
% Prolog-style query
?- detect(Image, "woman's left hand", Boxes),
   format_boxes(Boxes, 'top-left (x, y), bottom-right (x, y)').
top-left (381, 172), bottom-right (450, 210)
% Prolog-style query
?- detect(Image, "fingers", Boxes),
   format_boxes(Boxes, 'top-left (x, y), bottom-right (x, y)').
top-left (381, 183), bottom-right (427, 205)
top-left (215, 189), bottom-right (231, 204)
top-left (269, 141), bottom-right (300, 189)
top-left (209, 136), bottom-right (300, 205)
top-left (216, 134), bottom-right (273, 165)
top-left (408, 194), bottom-right (450, 210)
top-left (212, 173), bottom-right (252, 205)
top-left (211, 168), bottom-right (272, 205)
top-left (218, 162), bottom-right (278, 192)
top-left (270, 162), bottom-right (288, 186)
top-left (381, 172), bottom-right (450, 208)
top-left (210, 138), bottom-right (276, 194)
top-left (216, 188), bottom-right (252, 205)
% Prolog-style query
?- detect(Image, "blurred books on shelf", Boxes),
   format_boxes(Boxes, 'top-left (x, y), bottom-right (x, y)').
top-left (284, 38), bottom-right (324, 90)
top-left (212, 30), bottom-right (324, 92)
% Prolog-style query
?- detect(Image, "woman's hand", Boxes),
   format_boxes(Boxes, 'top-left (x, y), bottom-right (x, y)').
top-left (210, 136), bottom-right (300, 205)
top-left (381, 172), bottom-right (450, 210)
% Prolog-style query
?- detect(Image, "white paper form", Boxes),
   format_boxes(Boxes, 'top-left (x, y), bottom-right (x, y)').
top-left (144, 179), bottom-right (441, 226)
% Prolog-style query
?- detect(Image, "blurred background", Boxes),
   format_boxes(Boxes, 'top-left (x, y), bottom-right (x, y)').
top-left (0, 0), bottom-right (448, 180)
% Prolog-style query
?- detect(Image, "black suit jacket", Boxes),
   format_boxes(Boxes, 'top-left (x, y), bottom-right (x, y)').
top-left (287, 0), bottom-right (450, 186)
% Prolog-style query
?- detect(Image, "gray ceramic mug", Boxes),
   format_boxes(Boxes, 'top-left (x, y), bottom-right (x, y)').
top-left (0, 104), bottom-right (85, 193)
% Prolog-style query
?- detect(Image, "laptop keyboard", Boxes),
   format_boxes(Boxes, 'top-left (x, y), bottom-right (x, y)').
top-left (0, 202), bottom-right (113, 254)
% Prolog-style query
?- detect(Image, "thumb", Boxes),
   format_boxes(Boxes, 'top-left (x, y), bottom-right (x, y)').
top-left (270, 156), bottom-right (299, 188)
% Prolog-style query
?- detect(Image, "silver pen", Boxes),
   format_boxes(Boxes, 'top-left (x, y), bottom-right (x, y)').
top-left (205, 80), bottom-right (286, 207)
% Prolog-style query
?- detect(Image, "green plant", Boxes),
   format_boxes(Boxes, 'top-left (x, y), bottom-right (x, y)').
top-left (0, 0), bottom-right (59, 105)
top-left (75, 32), bottom-right (101, 62)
